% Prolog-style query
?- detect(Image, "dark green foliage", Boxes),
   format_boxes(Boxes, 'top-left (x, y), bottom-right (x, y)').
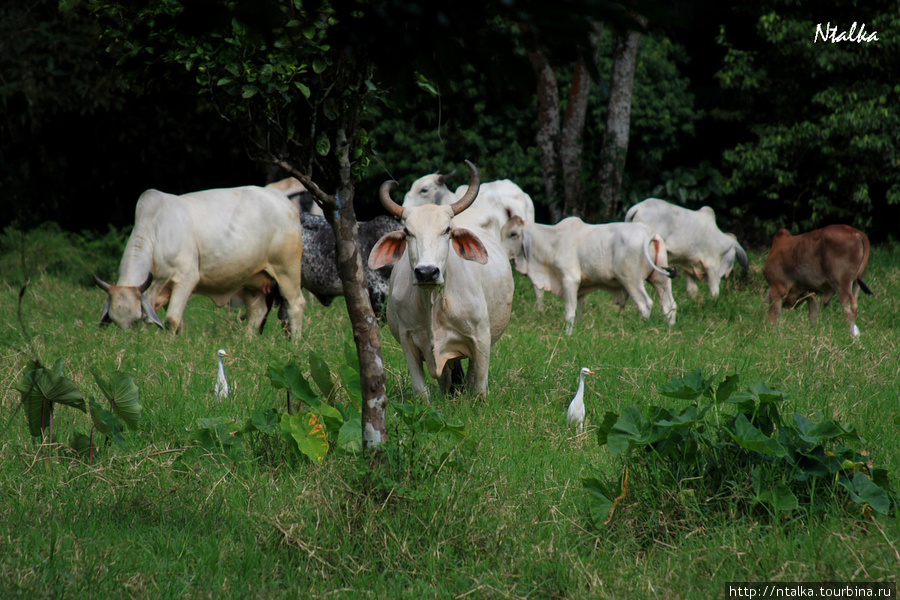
top-left (0, 224), bottom-right (129, 287)
top-left (588, 368), bottom-right (897, 529)
top-left (716, 0), bottom-right (900, 237)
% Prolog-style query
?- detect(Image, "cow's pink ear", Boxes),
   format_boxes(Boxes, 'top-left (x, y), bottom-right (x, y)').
top-left (450, 228), bottom-right (488, 264)
top-left (369, 231), bottom-right (407, 269)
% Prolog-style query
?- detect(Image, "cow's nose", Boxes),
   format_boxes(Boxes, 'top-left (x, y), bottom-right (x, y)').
top-left (414, 265), bottom-right (441, 283)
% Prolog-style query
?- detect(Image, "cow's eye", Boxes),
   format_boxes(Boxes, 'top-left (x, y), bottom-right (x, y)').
top-left (444, 227), bottom-right (451, 235)
top-left (420, 187), bottom-right (429, 194)
top-left (509, 232), bottom-right (519, 239)
top-left (403, 227), bottom-right (412, 238)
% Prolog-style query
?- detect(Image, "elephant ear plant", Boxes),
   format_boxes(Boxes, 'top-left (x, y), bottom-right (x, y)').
top-left (15, 360), bottom-right (142, 460)
top-left (585, 368), bottom-right (897, 529)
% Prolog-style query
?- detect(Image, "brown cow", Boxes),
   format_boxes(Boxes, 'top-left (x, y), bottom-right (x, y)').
top-left (763, 224), bottom-right (872, 336)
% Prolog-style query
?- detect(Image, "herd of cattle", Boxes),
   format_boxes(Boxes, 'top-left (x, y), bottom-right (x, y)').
top-left (94, 161), bottom-right (872, 396)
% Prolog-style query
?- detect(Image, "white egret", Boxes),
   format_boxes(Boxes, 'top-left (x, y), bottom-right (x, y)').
top-left (567, 367), bottom-right (595, 431)
top-left (215, 349), bottom-right (230, 399)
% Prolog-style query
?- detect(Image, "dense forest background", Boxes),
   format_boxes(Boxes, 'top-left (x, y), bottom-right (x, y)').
top-left (2, 0), bottom-right (898, 246)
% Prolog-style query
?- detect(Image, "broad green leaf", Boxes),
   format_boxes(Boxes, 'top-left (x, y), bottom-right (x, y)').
top-left (312, 58), bottom-right (326, 74)
top-left (336, 417), bottom-right (362, 454)
top-left (757, 483), bottom-right (799, 511)
top-left (308, 353), bottom-right (335, 400)
top-left (582, 478), bottom-right (614, 529)
top-left (88, 398), bottom-right (128, 449)
top-left (295, 81), bottom-right (311, 98)
top-left (338, 364), bottom-right (362, 405)
top-left (245, 408), bottom-right (279, 435)
top-left (342, 339), bottom-right (360, 373)
top-left (316, 403), bottom-right (344, 436)
top-left (281, 412), bottom-right (329, 464)
top-left (267, 362), bottom-right (319, 408)
top-left (792, 413), bottom-right (845, 444)
top-left (91, 370), bottom-right (142, 430)
top-left (595, 411), bottom-right (619, 447)
top-left (727, 413), bottom-right (788, 457)
top-left (749, 381), bottom-right (786, 404)
top-left (715, 373), bottom-right (741, 403)
top-left (241, 84), bottom-right (257, 98)
top-left (421, 409), bottom-right (468, 442)
top-left (17, 364), bottom-right (85, 438)
top-left (658, 368), bottom-right (709, 400)
top-left (606, 407), bottom-right (652, 456)
top-left (843, 472), bottom-right (892, 515)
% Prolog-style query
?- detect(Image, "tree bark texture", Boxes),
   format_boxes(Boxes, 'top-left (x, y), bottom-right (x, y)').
top-left (561, 23), bottom-right (602, 218)
top-left (520, 22), bottom-right (563, 223)
top-left (597, 20), bottom-right (644, 222)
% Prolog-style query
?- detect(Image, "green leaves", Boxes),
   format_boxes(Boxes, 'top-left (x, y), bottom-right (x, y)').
top-left (589, 368), bottom-right (897, 524)
top-left (281, 412), bottom-right (330, 464)
top-left (15, 360), bottom-right (143, 458)
top-left (16, 359), bottom-right (85, 438)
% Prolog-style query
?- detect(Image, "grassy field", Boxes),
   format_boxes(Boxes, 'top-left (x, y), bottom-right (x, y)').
top-left (1, 229), bottom-right (899, 599)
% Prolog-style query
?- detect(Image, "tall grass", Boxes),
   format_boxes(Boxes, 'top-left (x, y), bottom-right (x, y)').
top-left (1, 229), bottom-right (898, 599)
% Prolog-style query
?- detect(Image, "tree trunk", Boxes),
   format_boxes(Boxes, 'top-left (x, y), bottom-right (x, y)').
top-left (561, 22), bottom-right (602, 218)
top-left (520, 22), bottom-right (563, 223)
top-left (274, 118), bottom-right (388, 450)
top-left (597, 18), bottom-right (645, 222)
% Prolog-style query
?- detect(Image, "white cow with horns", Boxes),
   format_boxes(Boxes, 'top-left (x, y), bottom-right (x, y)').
top-left (625, 198), bottom-right (749, 298)
top-left (94, 180), bottom-right (306, 337)
top-left (501, 215), bottom-right (678, 334)
top-left (369, 160), bottom-right (514, 397)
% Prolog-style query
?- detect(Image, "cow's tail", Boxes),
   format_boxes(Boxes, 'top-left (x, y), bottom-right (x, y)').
top-left (735, 242), bottom-right (750, 273)
top-left (858, 279), bottom-right (873, 295)
top-left (644, 235), bottom-right (677, 279)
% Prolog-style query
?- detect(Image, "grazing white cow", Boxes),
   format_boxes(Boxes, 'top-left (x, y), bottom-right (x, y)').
top-left (501, 215), bottom-right (677, 334)
top-left (369, 161), bottom-right (514, 397)
top-left (625, 198), bottom-right (749, 298)
top-left (402, 170), bottom-right (535, 236)
top-left (94, 181), bottom-right (306, 337)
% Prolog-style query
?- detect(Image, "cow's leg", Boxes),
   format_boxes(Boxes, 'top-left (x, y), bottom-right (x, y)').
top-left (766, 286), bottom-right (785, 324)
top-left (439, 359), bottom-right (465, 395)
top-left (242, 289), bottom-right (269, 335)
top-left (622, 276), bottom-right (654, 320)
top-left (533, 284), bottom-right (545, 312)
top-left (575, 294), bottom-right (587, 323)
top-left (465, 339), bottom-right (491, 396)
top-left (562, 278), bottom-right (580, 335)
top-left (164, 281), bottom-right (197, 334)
top-left (270, 271), bottom-right (306, 340)
top-left (402, 337), bottom-right (429, 398)
top-left (836, 284), bottom-right (859, 334)
top-left (807, 296), bottom-right (822, 322)
top-left (707, 274), bottom-right (722, 298)
top-left (685, 275), bottom-right (700, 298)
top-left (649, 272), bottom-right (677, 326)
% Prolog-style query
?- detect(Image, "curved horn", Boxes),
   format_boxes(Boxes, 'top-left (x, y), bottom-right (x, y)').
top-left (379, 180), bottom-right (404, 218)
top-left (437, 169), bottom-right (457, 186)
top-left (449, 160), bottom-right (481, 215)
top-left (93, 275), bottom-right (111, 292)
top-left (138, 273), bottom-right (154, 292)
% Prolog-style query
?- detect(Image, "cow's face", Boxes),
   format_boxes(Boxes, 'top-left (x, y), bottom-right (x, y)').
top-left (94, 275), bottom-right (164, 330)
top-left (369, 204), bottom-right (488, 286)
top-left (402, 173), bottom-right (454, 208)
top-left (500, 216), bottom-right (528, 274)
